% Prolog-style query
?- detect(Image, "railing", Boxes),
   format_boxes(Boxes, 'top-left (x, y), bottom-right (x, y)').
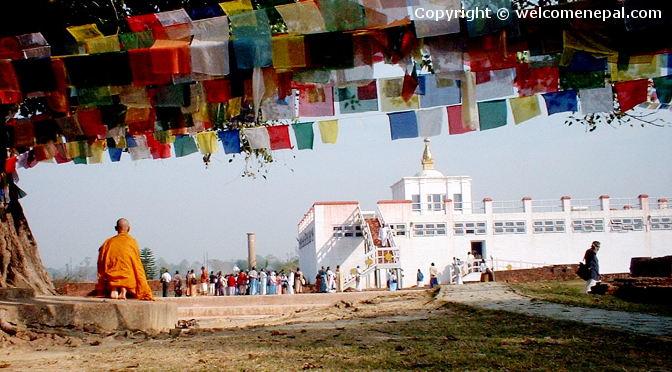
top-left (376, 248), bottom-right (400, 265)
top-left (570, 198), bottom-right (602, 212)
top-left (610, 198), bottom-right (641, 211)
top-left (454, 201), bottom-right (486, 214)
top-left (491, 200), bottom-right (525, 214)
top-left (532, 199), bottom-right (563, 213)
top-left (649, 197), bottom-right (670, 210)
top-left (490, 258), bottom-right (548, 271)
top-left (355, 205), bottom-right (375, 255)
top-left (376, 208), bottom-right (398, 249)
top-left (450, 260), bottom-right (485, 283)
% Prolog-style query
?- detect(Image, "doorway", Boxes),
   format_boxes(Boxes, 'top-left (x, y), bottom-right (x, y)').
top-left (470, 241), bottom-right (485, 259)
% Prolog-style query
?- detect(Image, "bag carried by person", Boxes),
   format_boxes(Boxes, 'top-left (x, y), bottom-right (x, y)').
top-left (190, 277), bottom-right (198, 285)
top-left (576, 262), bottom-right (591, 280)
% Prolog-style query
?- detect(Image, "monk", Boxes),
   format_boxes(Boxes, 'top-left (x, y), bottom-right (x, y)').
top-left (96, 218), bottom-right (154, 301)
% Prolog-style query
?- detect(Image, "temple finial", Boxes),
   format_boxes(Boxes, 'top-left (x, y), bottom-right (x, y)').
top-left (421, 138), bottom-right (434, 170)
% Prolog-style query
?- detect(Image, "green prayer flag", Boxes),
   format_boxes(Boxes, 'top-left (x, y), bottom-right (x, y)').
top-left (653, 75), bottom-right (672, 104)
top-left (174, 135), bottom-right (199, 157)
top-left (291, 122), bottom-right (314, 150)
top-left (478, 100), bottom-right (508, 130)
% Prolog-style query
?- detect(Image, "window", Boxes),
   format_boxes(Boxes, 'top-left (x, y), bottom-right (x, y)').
top-left (332, 225), bottom-right (363, 238)
top-left (610, 218), bottom-right (644, 232)
top-left (412, 194), bottom-right (421, 212)
top-left (651, 217), bottom-right (672, 230)
top-left (572, 219), bottom-right (605, 233)
top-left (454, 222), bottom-right (487, 235)
top-left (427, 194), bottom-right (445, 211)
top-left (413, 223), bottom-right (447, 236)
top-left (494, 221), bottom-right (526, 234)
top-left (390, 224), bottom-right (407, 236)
top-left (453, 193), bottom-right (463, 211)
top-left (533, 220), bottom-right (566, 233)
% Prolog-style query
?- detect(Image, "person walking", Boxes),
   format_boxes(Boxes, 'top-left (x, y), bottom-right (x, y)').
top-left (583, 241), bottom-right (601, 293)
top-left (160, 269), bottom-right (172, 297)
top-left (200, 267), bottom-right (209, 295)
top-left (173, 270), bottom-right (183, 297)
top-left (416, 269), bottom-right (424, 288)
top-left (249, 267), bottom-right (259, 295)
top-left (429, 263), bottom-right (438, 288)
top-left (355, 265), bottom-right (362, 292)
top-left (259, 269), bottom-right (268, 295)
top-left (294, 267), bottom-right (304, 294)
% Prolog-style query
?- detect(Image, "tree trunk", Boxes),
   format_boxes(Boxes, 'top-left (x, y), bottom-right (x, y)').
top-left (1, 105), bottom-right (56, 295)
top-left (0, 200), bottom-right (56, 294)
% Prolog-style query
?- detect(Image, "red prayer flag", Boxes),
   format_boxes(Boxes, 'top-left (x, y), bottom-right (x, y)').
top-left (5, 156), bottom-right (17, 174)
top-left (77, 108), bottom-right (107, 138)
top-left (357, 81), bottom-right (378, 100)
top-left (401, 72), bottom-right (418, 102)
top-left (150, 40), bottom-right (191, 75)
top-left (46, 58), bottom-right (69, 113)
top-left (447, 105), bottom-right (475, 135)
top-left (615, 79), bottom-right (649, 113)
top-left (267, 125), bottom-right (292, 150)
top-left (467, 31), bottom-right (524, 72)
top-left (126, 14), bottom-right (168, 40)
top-left (128, 48), bottom-right (172, 86)
top-left (516, 64), bottom-right (559, 97)
top-left (203, 79), bottom-right (232, 103)
top-left (0, 36), bottom-right (21, 60)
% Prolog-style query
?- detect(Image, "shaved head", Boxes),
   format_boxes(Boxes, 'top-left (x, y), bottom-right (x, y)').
top-left (115, 218), bottom-right (130, 233)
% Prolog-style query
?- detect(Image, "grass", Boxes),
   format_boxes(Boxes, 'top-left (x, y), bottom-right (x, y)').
top-left (509, 279), bottom-right (672, 318)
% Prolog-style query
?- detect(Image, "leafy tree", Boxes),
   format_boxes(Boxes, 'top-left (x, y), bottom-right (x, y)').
top-left (140, 247), bottom-right (157, 280)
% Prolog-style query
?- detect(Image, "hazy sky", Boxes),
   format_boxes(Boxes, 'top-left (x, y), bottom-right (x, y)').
top-left (18, 101), bottom-right (672, 269)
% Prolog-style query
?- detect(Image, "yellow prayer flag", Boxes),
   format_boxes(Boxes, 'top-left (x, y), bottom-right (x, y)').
top-left (318, 120), bottom-right (339, 144)
top-left (509, 95), bottom-right (541, 125)
top-left (84, 35), bottom-right (121, 54)
top-left (66, 141), bottom-right (87, 158)
top-left (219, 0), bottom-right (253, 16)
top-left (125, 107), bottom-right (152, 123)
top-left (272, 35), bottom-right (306, 69)
top-left (67, 24), bottom-right (105, 42)
top-left (227, 97), bottom-right (242, 119)
top-left (196, 132), bottom-right (219, 154)
top-left (88, 140), bottom-right (105, 164)
top-left (609, 55), bottom-right (663, 82)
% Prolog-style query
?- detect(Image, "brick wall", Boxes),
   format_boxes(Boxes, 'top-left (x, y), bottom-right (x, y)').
top-left (55, 280), bottom-right (164, 297)
top-left (494, 264), bottom-right (628, 283)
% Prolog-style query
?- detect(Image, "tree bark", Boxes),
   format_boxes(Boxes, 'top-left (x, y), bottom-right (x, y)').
top-left (1, 105), bottom-right (56, 295)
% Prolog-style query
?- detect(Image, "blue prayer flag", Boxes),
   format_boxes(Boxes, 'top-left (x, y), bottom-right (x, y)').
top-left (218, 129), bottom-right (241, 154)
top-left (108, 147), bottom-right (123, 162)
top-left (542, 90), bottom-right (578, 115)
top-left (388, 111), bottom-right (419, 140)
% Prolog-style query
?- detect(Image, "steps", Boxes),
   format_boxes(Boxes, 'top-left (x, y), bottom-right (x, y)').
top-left (365, 218), bottom-right (382, 247)
top-left (157, 291), bottom-right (401, 320)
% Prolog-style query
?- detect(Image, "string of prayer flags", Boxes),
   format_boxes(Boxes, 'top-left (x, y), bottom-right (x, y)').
top-left (652, 76), bottom-right (672, 104)
top-left (318, 120), bottom-right (339, 144)
top-left (218, 129), bottom-right (241, 154)
top-left (419, 74), bottom-right (461, 108)
top-left (174, 134), bottom-right (199, 157)
top-left (243, 127), bottom-right (271, 149)
top-left (478, 100), bottom-right (508, 130)
top-left (416, 107), bottom-right (444, 137)
top-left (275, 2), bottom-right (327, 35)
top-left (196, 131), bottom-right (218, 154)
top-left (388, 111), bottom-right (419, 140)
top-left (542, 90), bottom-right (578, 115)
top-left (291, 122), bottom-right (314, 150)
top-left (299, 86), bottom-right (335, 117)
top-left (410, 0), bottom-right (460, 38)
top-left (267, 125), bottom-right (292, 150)
top-left (509, 95), bottom-right (541, 124)
top-left (614, 79), bottom-right (649, 113)
top-left (579, 86), bottom-right (614, 114)
top-left (446, 105), bottom-right (475, 135)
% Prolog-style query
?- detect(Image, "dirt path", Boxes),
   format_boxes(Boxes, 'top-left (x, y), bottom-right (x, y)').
top-left (437, 282), bottom-right (672, 337)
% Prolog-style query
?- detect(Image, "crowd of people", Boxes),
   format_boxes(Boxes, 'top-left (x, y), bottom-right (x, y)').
top-left (164, 266), bottom-right (307, 297)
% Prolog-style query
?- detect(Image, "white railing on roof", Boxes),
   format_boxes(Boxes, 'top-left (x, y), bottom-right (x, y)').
top-left (570, 198), bottom-right (602, 212)
top-left (532, 199), bottom-right (564, 213)
top-left (491, 200), bottom-right (525, 213)
top-left (609, 198), bottom-right (641, 211)
top-left (649, 197), bottom-right (670, 210)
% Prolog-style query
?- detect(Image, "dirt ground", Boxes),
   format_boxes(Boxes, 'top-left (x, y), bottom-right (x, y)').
top-left (0, 289), bottom-right (670, 371)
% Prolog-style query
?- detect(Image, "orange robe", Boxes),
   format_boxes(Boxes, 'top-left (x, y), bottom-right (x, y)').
top-left (96, 232), bottom-right (154, 301)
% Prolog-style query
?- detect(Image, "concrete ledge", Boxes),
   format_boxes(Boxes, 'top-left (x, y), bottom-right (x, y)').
top-left (0, 288), bottom-right (36, 301)
top-left (0, 295), bottom-right (178, 333)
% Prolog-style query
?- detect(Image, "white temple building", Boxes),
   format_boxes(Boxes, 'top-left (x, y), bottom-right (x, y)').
top-left (297, 139), bottom-right (672, 289)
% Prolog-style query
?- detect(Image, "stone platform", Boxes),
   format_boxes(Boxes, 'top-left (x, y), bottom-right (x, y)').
top-left (157, 290), bottom-right (402, 320)
top-left (0, 288), bottom-right (177, 333)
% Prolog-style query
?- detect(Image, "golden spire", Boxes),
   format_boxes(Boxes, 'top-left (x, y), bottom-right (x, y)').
top-left (421, 138), bottom-right (434, 170)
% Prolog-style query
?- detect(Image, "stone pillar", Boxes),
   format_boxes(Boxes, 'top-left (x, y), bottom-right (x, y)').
top-left (522, 196), bottom-right (532, 213)
top-left (561, 196), bottom-right (571, 212)
top-left (599, 195), bottom-right (610, 211)
top-left (247, 233), bottom-right (257, 270)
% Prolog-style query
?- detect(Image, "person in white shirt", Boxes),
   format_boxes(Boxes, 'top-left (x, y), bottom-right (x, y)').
top-left (160, 270), bottom-right (172, 297)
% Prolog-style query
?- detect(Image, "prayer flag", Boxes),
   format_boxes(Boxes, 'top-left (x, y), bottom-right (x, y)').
top-left (261, 94), bottom-right (296, 121)
top-left (388, 111), bottom-right (419, 140)
top-left (318, 120), bottom-right (339, 144)
top-left (150, 40), bottom-right (191, 75)
top-left (128, 48), bottom-right (172, 86)
top-left (423, 35), bottom-right (463, 73)
top-left (614, 79), bottom-right (648, 113)
top-left (559, 70), bottom-right (605, 91)
top-left (411, 0), bottom-right (460, 37)
top-left (291, 122), bottom-right (314, 150)
top-left (416, 107), bottom-right (444, 137)
top-left (77, 86), bottom-right (113, 107)
top-left (88, 140), bottom-right (105, 164)
top-left (243, 127), bottom-right (271, 150)
top-left (317, 0), bottom-right (366, 31)
top-left (401, 72), bottom-right (418, 103)
top-left (187, 5), bottom-right (225, 20)
top-left (119, 31), bottom-right (155, 50)
top-left (55, 116), bottom-right (84, 141)
top-left (174, 135), bottom-right (199, 157)
top-left (219, 0), bottom-right (253, 16)
top-left (338, 82), bottom-right (378, 114)
top-left (509, 96), bottom-right (541, 124)
top-left (218, 129), bottom-right (241, 154)
top-left (515, 65), bottom-right (559, 97)
top-left (66, 24), bottom-right (104, 41)
top-left (379, 77), bottom-right (419, 112)
top-left (419, 74), bottom-right (461, 108)
top-left (190, 16), bottom-right (230, 76)
top-left (272, 35), bottom-right (307, 69)
top-left (203, 79), bottom-right (232, 103)
top-left (85, 35), bottom-right (121, 54)
top-left (77, 108), bottom-right (107, 137)
top-left (299, 86), bottom-right (335, 117)
top-left (475, 69), bottom-right (515, 101)
top-left (464, 0), bottom-right (515, 37)
top-left (0, 60), bottom-right (22, 104)
top-left (196, 131), bottom-right (218, 154)
top-left (542, 90), bottom-right (578, 115)
top-left (267, 125), bottom-right (292, 150)
top-left (477, 100), bottom-right (508, 130)
top-left (461, 71), bottom-right (479, 130)
top-left (446, 105), bottom-right (474, 135)
top-left (609, 55), bottom-right (663, 82)
top-left (275, 2), bottom-right (327, 35)
top-left (580, 86), bottom-right (614, 115)
top-left (229, 10), bottom-right (273, 69)
top-left (467, 31), bottom-right (520, 72)
top-left (653, 75), bottom-right (672, 104)
top-left (45, 58), bottom-right (68, 113)
top-left (12, 57), bottom-right (57, 94)
top-left (304, 32), bottom-right (354, 69)
top-left (129, 135), bottom-right (153, 160)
